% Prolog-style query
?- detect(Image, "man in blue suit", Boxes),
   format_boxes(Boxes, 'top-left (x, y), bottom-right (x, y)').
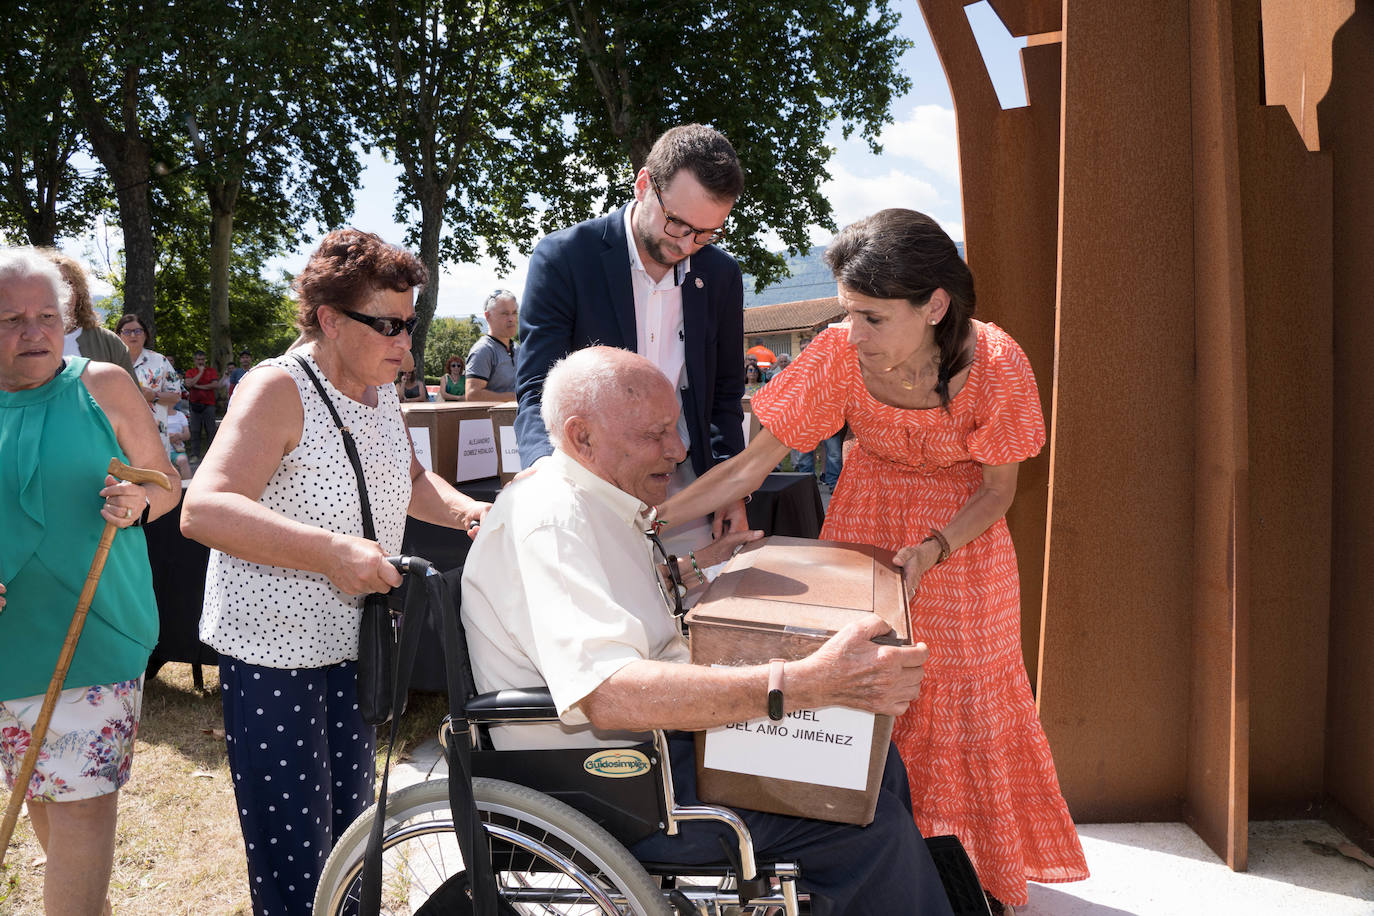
top-left (516, 124), bottom-right (749, 540)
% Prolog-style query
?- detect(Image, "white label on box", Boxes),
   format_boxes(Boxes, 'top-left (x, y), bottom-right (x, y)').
top-left (409, 426), bottom-right (434, 472)
top-left (703, 699), bottom-right (874, 791)
top-left (499, 425), bottom-right (522, 473)
top-left (456, 418), bottom-right (498, 481)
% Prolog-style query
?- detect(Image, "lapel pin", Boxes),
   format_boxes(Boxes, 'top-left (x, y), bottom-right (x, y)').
top-left (694, 277), bottom-right (704, 288)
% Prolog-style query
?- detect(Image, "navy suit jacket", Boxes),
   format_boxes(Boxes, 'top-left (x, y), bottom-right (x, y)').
top-left (515, 205), bottom-right (746, 477)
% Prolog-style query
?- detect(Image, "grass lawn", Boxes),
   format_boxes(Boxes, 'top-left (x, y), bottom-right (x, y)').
top-left (1, 664), bottom-right (448, 915)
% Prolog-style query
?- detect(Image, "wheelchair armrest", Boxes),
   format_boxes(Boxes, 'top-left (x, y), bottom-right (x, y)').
top-left (465, 687), bottom-right (559, 721)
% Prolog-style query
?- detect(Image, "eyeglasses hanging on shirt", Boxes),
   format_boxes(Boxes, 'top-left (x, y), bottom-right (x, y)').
top-left (646, 529), bottom-right (687, 626)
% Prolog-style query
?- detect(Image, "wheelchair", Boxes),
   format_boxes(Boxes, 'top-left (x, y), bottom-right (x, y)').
top-left (312, 558), bottom-right (988, 915)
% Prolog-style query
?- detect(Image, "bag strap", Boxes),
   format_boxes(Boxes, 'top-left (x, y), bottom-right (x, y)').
top-left (293, 354), bottom-right (405, 915)
top-left (360, 565), bottom-right (429, 916)
top-left (438, 569), bottom-right (502, 913)
top-left (292, 353), bottom-right (376, 541)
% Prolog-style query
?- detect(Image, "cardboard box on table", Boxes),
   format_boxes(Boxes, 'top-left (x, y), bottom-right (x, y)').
top-left (487, 402), bottom-right (522, 485)
top-left (401, 402), bottom-right (499, 484)
top-left (683, 535), bottom-right (910, 826)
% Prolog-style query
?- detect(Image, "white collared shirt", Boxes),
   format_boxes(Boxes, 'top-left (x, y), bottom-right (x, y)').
top-left (624, 201), bottom-right (689, 394)
top-left (461, 449), bottom-right (691, 750)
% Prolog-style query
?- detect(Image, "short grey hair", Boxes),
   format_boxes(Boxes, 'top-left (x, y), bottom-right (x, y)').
top-left (0, 247), bottom-right (73, 323)
top-left (543, 346), bottom-right (668, 449)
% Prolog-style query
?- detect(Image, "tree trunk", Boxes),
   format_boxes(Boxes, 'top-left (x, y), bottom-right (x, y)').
top-left (412, 184), bottom-right (446, 376)
top-left (207, 180), bottom-right (239, 372)
top-left (68, 62), bottom-right (157, 336)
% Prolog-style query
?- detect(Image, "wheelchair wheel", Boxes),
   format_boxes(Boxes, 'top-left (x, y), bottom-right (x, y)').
top-left (314, 776), bottom-right (673, 915)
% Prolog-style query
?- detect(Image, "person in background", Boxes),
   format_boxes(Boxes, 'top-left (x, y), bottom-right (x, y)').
top-left (1, 247), bottom-right (179, 916)
top-left (183, 350), bottom-right (219, 462)
top-left (766, 351), bottom-right (790, 380)
top-left (44, 250), bottom-right (137, 382)
top-left (657, 209), bottom-right (1088, 914)
top-left (116, 313), bottom-right (180, 463)
top-left (396, 350), bottom-right (426, 402)
top-left (181, 228), bottom-right (491, 916)
top-left (226, 350), bottom-right (252, 399)
top-left (743, 360), bottom-right (764, 394)
top-left (514, 123), bottom-right (748, 553)
top-left (165, 407), bottom-right (194, 479)
top-left (439, 353), bottom-right (466, 401)
top-left (464, 289), bottom-right (518, 401)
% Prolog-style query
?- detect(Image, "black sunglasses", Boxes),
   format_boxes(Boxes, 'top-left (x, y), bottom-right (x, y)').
top-left (335, 306), bottom-right (418, 337)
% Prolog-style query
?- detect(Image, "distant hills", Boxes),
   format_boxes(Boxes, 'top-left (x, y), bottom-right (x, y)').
top-left (743, 242), bottom-right (966, 308)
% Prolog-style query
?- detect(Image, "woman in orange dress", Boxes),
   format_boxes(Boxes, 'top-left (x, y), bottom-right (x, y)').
top-left (659, 208), bottom-right (1087, 912)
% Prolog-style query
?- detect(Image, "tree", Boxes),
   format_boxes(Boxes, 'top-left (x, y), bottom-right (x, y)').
top-left (0, 9), bottom-right (104, 246)
top-left (344, 0), bottom-right (583, 372)
top-left (162, 0), bottom-right (361, 370)
top-left (550, 0), bottom-right (912, 288)
top-left (60, 0), bottom-right (180, 337)
top-left (149, 179), bottom-right (301, 368)
top-left (423, 315), bottom-right (484, 380)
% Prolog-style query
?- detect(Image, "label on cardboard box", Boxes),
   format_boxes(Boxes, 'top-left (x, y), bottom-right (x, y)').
top-left (703, 699), bottom-right (874, 791)
top-left (456, 418), bottom-right (498, 481)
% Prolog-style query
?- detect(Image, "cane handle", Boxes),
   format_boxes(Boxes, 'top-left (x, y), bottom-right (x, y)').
top-left (108, 457), bottom-right (174, 491)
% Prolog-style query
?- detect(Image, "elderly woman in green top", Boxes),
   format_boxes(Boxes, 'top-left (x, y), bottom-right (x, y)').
top-left (0, 248), bottom-right (178, 915)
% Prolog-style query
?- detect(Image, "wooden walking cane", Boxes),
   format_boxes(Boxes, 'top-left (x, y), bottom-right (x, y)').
top-left (0, 458), bottom-right (173, 867)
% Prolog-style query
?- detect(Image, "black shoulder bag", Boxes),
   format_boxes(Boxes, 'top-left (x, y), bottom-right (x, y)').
top-left (292, 354), bottom-right (400, 727)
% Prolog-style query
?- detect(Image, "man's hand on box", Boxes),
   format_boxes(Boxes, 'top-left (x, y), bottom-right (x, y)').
top-left (794, 614), bottom-right (929, 717)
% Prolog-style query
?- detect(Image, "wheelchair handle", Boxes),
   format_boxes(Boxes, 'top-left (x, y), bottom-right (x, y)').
top-left (384, 555), bottom-right (437, 576)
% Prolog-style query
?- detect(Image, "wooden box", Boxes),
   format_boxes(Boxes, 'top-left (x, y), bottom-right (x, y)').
top-left (683, 535), bottom-right (910, 825)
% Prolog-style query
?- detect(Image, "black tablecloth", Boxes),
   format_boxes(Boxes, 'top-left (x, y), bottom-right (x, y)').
top-left (145, 495), bottom-right (219, 676)
top-left (144, 472), bottom-right (824, 691)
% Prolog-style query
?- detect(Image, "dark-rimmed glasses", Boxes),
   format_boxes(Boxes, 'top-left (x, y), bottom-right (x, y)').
top-left (119, 326), bottom-right (145, 337)
top-left (334, 306), bottom-right (418, 337)
top-left (647, 530), bottom-right (687, 621)
top-left (649, 176), bottom-right (727, 246)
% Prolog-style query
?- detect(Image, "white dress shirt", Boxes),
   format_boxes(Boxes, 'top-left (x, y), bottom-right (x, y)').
top-left (461, 449), bottom-right (691, 750)
top-left (624, 203), bottom-right (711, 553)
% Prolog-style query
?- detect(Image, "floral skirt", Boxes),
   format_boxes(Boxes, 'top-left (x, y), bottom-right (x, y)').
top-left (0, 676), bottom-right (144, 802)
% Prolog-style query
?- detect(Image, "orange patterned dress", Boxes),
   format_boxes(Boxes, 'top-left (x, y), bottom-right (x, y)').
top-left (752, 322), bottom-right (1087, 906)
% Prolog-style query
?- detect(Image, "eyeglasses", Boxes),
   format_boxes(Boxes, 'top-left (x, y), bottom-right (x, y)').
top-left (646, 530), bottom-right (686, 622)
top-left (119, 327), bottom-right (145, 337)
top-left (334, 306), bottom-right (418, 337)
top-left (650, 176), bottom-right (726, 246)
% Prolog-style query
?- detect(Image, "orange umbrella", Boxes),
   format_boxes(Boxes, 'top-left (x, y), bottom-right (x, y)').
top-left (746, 344), bottom-right (776, 367)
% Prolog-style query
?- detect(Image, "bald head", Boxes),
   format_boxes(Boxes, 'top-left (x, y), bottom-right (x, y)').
top-left (543, 347), bottom-right (686, 503)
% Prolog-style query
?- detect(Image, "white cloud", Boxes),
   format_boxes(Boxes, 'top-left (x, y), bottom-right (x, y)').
top-left (433, 255), bottom-right (530, 320)
top-left (877, 104), bottom-right (961, 183)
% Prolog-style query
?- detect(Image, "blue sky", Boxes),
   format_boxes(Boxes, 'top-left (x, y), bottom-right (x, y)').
top-left (73, 3), bottom-right (1028, 320)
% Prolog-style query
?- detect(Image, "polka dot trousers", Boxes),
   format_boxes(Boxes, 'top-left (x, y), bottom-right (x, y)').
top-left (221, 657), bottom-right (375, 915)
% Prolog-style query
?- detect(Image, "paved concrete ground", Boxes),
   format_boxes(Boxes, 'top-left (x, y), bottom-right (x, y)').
top-left (393, 741), bottom-right (1374, 914)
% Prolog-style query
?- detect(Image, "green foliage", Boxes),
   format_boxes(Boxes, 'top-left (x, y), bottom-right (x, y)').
top-left (423, 316), bottom-right (485, 380)
top-left (341, 0), bottom-right (589, 372)
top-left (0, 10), bottom-right (107, 246)
top-left (545, 0), bottom-right (913, 289)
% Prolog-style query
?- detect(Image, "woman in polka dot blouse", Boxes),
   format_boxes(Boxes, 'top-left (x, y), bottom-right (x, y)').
top-left (182, 228), bottom-right (491, 916)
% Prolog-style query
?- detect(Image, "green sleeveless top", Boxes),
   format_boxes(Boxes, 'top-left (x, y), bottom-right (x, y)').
top-left (0, 357), bottom-right (159, 700)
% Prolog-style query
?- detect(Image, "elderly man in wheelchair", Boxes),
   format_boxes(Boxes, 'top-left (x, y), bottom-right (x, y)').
top-left (313, 347), bottom-right (962, 915)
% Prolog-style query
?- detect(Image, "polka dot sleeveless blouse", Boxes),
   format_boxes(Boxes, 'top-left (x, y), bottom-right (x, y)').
top-left (199, 350), bottom-right (413, 668)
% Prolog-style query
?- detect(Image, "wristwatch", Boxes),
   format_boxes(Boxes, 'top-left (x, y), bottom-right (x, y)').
top-left (767, 659), bottom-right (786, 721)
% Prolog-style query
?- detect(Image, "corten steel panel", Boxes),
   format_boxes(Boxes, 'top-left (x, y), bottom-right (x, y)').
top-left (1234, 0), bottom-right (1335, 823)
top-left (916, 2), bottom-right (1061, 684)
top-left (1318, 2), bottom-right (1374, 849)
top-left (1040, 0), bottom-right (1196, 822)
top-left (1187, 0), bottom-right (1252, 869)
top-left (987, 0), bottom-right (1062, 37)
